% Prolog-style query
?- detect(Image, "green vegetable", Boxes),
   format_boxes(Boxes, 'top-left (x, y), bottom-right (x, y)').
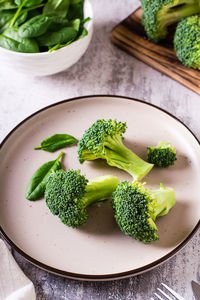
top-left (0, 0), bottom-right (17, 10)
top-left (70, 0), bottom-right (83, 4)
top-left (0, 27), bottom-right (39, 52)
top-left (10, 0), bottom-right (44, 27)
top-left (14, 0), bottom-right (44, 8)
top-left (45, 169), bottom-right (120, 228)
top-left (174, 15), bottom-right (200, 70)
top-left (78, 119), bottom-right (154, 180)
top-left (0, 10), bottom-right (27, 33)
top-left (140, 0), bottom-right (200, 42)
top-left (0, 0), bottom-right (90, 53)
top-left (0, 10), bottom-right (14, 32)
top-left (37, 26), bottom-right (77, 46)
top-left (68, 18), bottom-right (80, 31)
top-left (77, 27), bottom-right (88, 39)
top-left (34, 133), bottom-right (77, 152)
top-left (67, 1), bottom-right (83, 20)
top-left (26, 151), bottom-right (64, 201)
top-left (43, 0), bottom-right (70, 18)
top-left (147, 141), bottom-right (177, 167)
top-left (19, 15), bottom-right (51, 38)
top-left (112, 181), bottom-right (176, 243)
top-left (46, 16), bottom-right (69, 31)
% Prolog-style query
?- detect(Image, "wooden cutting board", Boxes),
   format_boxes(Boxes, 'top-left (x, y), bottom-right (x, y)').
top-left (111, 8), bottom-right (200, 95)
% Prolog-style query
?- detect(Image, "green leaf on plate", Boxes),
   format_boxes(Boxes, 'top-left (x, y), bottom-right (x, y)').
top-left (26, 151), bottom-right (64, 201)
top-left (34, 134), bottom-right (77, 152)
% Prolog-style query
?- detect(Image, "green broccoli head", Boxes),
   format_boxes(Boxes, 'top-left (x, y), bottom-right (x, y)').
top-left (112, 181), bottom-right (175, 243)
top-left (147, 141), bottom-right (177, 167)
top-left (174, 14), bottom-right (200, 70)
top-left (78, 119), bottom-right (127, 162)
top-left (45, 169), bottom-right (120, 228)
top-left (78, 119), bottom-right (153, 180)
top-left (141, 0), bottom-right (200, 42)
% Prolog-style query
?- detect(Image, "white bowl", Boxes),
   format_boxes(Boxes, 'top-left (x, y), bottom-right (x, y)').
top-left (0, 0), bottom-right (93, 76)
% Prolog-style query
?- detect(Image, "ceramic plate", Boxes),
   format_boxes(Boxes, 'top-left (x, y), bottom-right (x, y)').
top-left (0, 96), bottom-right (199, 281)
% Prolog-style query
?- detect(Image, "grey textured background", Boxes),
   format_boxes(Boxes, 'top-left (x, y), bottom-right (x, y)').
top-left (0, 0), bottom-right (200, 299)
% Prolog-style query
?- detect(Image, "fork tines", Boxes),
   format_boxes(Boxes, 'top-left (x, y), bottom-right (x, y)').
top-left (153, 283), bottom-right (185, 300)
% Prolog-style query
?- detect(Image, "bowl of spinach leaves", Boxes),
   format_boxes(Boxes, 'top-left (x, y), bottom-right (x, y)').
top-left (0, 0), bottom-right (93, 76)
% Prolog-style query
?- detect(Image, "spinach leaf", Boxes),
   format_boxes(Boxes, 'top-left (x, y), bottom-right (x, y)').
top-left (43, 0), bottom-right (70, 18)
top-left (0, 27), bottom-right (39, 52)
top-left (47, 16), bottom-right (69, 31)
top-left (0, 0), bottom-right (17, 10)
top-left (48, 39), bottom-right (73, 51)
top-left (77, 26), bottom-right (88, 39)
top-left (19, 15), bottom-right (51, 38)
top-left (14, 0), bottom-right (44, 8)
top-left (67, 1), bottom-right (83, 20)
top-left (68, 18), bottom-right (80, 31)
top-left (70, 0), bottom-right (83, 4)
top-left (15, 10), bottom-right (27, 25)
top-left (37, 26), bottom-right (77, 47)
top-left (26, 151), bottom-right (64, 201)
top-left (0, 10), bottom-right (14, 28)
top-left (34, 134), bottom-right (77, 152)
top-left (10, 0), bottom-right (43, 27)
top-left (0, 9), bottom-right (28, 33)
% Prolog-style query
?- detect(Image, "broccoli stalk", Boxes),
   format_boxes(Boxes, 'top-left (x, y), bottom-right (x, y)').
top-left (112, 181), bottom-right (176, 242)
top-left (78, 119), bottom-right (153, 181)
top-left (81, 175), bottom-right (120, 206)
top-left (103, 135), bottom-right (153, 180)
top-left (141, 0), bottom-right (200, 42)
top-left (147, 141), bottom-right (177, 167)
top-left (45, 169), bottom-right (120, 228)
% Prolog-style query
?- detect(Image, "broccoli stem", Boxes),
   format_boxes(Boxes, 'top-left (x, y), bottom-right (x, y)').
top-left (103, 135), bottom-right (153, 180)
top-left (82, 175), bottom-right (120, 207)
top-left (150, 186), bottom-right (176, 220)
top-left (160, 3), bottom-right (200, 28)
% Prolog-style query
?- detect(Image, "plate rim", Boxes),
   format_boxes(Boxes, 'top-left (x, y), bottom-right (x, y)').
top-left (1, 94), bottom-right (200, 281)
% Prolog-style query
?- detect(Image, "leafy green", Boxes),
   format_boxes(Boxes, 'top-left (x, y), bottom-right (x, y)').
top-left (0, 0), bottom-right (17, 10)
top-left (77, 27), bottom-right (87, 39)
top-left (0, 0), bottom-right (90, 53)
top-left (37, 26), bottom-right (77, 46)
top-left (0, 27), bottom-right (39, 52)
top-left (19, 15), bottom-right (51, 37)
top-left (43, 0), bottom-right (70, 18)
top-left (26, 151), bottom-right (64, 201)
top-left (0, 10), bottom-right (14, 28)
top-left (10, 0), bottom-right (44, 27)
top-left (70, 0), bottom-right (83, 4)
top-left (34, 133), bottom-right (77, 152)
top-left (67, 1), bottom-right (83, 20)
top-left (14, 0), bottom-right (44, 8)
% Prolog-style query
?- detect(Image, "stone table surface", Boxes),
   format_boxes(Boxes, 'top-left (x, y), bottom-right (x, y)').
top-left (0, 0), bottom-right (199, 299)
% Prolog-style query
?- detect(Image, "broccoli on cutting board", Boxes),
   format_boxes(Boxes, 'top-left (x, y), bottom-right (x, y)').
top-left (147, 141), bottom-right (177, 167)
top-left (140, 0), bottom-right (200, 42)
top-left (78, 119), bottom-right (153, 181)
top-left (45, 169), bottom-right (120, 228)
top-left (174, 14), bottom-right (200, 70)
top-left (112, 181), bottom-right (176, 243)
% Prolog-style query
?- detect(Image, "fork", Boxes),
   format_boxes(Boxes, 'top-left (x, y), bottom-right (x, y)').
top-left (151, 283), bottom-right (185, 300)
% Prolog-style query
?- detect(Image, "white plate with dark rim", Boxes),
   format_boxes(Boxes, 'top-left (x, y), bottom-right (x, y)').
top-left (0, 95), bottom-right (199, 281)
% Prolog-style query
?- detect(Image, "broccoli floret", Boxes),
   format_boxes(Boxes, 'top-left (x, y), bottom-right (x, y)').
top-left (174, 14), bottom-right (200, 70)
top-left (140, 0), bottom-right (200, 42)
top-left (45, 169), bottom-right (120, 228)
top-left (78, 119), bottom-right (153, 181)
top-left (147, 141), bottom-right (177, 167)
top-left (112, 181), bottom-right (176, 243)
